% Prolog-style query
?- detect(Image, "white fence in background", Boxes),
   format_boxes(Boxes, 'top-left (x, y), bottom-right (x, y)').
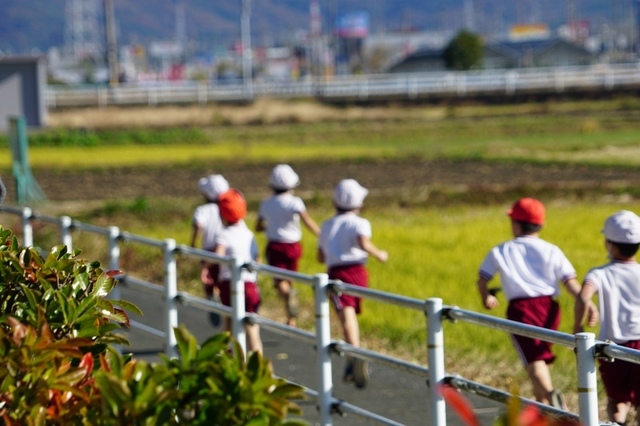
top-left (46, 63), bottom-right (640, 108)
top-left (2, 204), bottom-right (638, 426)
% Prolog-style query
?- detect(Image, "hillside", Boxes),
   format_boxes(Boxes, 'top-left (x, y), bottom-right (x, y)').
top-left (0, 0), bottom-right (617, 55)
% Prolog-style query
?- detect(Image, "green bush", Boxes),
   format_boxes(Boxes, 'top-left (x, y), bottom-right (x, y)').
top-left (0, 227), bottom-right (306, 425)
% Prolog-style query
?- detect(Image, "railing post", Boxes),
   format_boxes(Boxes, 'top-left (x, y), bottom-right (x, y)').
top-left (426, 298), bottom-right (446, 426)
top-left (60, 215), bottom-right (73, 251)
top-left (108, 226), bottom-right (121, 301)
top-left (21, 207), bottom-right (33, 247)
top-left (163, 238), bottom-right (178, 358)
top-left (576, 332), bottom-right (599, 426)
top-left (230, 256), bottom-right (247, 355)
top-left (314, 273), bottom-right (333, 426)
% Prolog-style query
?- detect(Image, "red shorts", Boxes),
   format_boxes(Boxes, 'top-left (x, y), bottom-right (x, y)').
top-left (218, 280), bottom-right (261, 313)
top-left (266, 241), bottom-right (302, 272)
top-left (200, 262), bottom-right (220, 297)
top-left (507, 296), bottom-right (560, 365)
top-left (328, 264), bottom-right (368, 315)
top-left (599, 340), bottom-right (640, 406)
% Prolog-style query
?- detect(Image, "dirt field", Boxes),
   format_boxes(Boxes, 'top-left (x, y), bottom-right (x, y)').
top-left (7, 157), bottom-right (640, 206)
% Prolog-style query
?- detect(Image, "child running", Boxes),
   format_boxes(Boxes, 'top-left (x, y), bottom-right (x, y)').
top-left (575, 210), bottom-right (640, 426)
top-left (255, 164), bottom-right (320, 327)
top-left (476, 197), bottom-right (597, 408)
top-left (318, 179), bottom-right (388, 389)
top-left (190, 174), bottom-right (229, 326)
top-left (215, 189), bottom-right (262, 354)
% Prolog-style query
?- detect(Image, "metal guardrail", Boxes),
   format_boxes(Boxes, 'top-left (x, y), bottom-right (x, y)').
top-left (2, 204), bottom-right (639, 426)
top-left (46, 63), bottom-right (640, 108)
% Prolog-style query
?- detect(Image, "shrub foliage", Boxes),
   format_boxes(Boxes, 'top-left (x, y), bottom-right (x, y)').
top-left (0, 227), bottom-right (305, 425)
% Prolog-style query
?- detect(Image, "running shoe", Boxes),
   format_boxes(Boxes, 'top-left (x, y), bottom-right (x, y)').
top-left (353, 358), bottom-right (369, 389)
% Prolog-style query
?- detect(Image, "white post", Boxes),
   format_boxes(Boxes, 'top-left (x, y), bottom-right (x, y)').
top-left (426, 298), bottom-right (446, 426)
top-left (314, 273), bottom-right (333, 426)
top-left (576, 332), bottom-right (599, 426)
top-left (60, 215), bottom-right (73, 251)
top-left (241, 0), bottom-right (253, 98)
top-left (230, 256), bottom-right (247, 355)
top-left (107, 226), bottom-right (121, 301)
top-left (21, 207), bottom-right (33, 247)
top-left (163, 238), bottom-right (178, 359)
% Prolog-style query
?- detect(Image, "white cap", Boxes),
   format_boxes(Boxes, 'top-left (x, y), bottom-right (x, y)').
top-left (333, 179), bottom-right (368, 210)
top-left (602, 210), bottom-right (640, 244)
top-left (198, 174), bottom-right (229, 201)
top-left (269, 164), bottom-right (300, 190)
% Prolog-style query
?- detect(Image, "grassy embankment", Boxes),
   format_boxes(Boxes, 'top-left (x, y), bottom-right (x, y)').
top-left (2, 98), bottom-right (640, 410)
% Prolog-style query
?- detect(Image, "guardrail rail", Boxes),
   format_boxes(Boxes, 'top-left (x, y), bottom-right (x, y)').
top-left (1, 204), bottom-right (637, 426)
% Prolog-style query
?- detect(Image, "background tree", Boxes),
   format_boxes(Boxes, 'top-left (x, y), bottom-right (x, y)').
top-left (443, 30), bottom-right (484, 71)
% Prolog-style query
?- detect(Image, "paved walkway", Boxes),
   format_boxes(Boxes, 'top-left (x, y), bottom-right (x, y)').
top-left (119, 285), bottom-right (505, 426)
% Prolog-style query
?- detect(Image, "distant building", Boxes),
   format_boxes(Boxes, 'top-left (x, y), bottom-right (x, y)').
top-left (0, 56), bottom-right (47, 131)
top-left (388, 37), bottom-right (599, 73)
top-left (484, 38), bottom-right (598, 68)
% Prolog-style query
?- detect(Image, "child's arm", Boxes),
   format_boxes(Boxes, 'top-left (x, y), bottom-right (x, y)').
top-left (300, 211), bottom-right (320, 237)
top-left (564, 278), bottom-right (599, 327)
top-left (317, 247), bottom-right (325, 264)
top-left (574, 281), bottom-right (598, 334)
top-left (358, 235), bottom-right (388, 262)
top-left (215, 244), bottom-right (226, 257)
top-left (255, 216), bottom-right (266, 233)
top-left (477, 276), bottom-right (499, 309)
top-left (190, 222), bottom-right (200, 247)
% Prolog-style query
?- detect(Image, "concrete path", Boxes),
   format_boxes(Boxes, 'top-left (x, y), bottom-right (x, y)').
top-left (118, 285), bottom-right (505, 426)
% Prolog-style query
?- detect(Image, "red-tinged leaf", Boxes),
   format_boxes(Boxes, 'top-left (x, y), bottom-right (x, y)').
top-left (106, 270), bottom-right (123, 277)
top-left (99, 353), bottom-right (111, 372)
top-left (39, 321), bottom-right (55, 344)
top-left (8, 318), bottom-right (28, 345)
top-left (519, 405), bottom-right (548, 426)
top-left (79, 353), bottom-right (94, 380)
top-left (437, 384), bottom-right (480, 426)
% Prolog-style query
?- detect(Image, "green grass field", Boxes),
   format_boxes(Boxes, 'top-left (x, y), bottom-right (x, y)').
top-left (3, 99), bottom-right (640, 410)
top-left (2, 100), bottom-right (640, 169)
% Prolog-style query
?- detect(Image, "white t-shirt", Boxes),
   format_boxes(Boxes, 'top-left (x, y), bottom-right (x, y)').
top-left (319, 212), bottom-right (371, 268)
top-left (258, 193), bottom-right (306, 243)
top-left (584, 261), bottom-right (640, 343)
top-left (193, 203), bottom-right (224, 251)
top-left (215, 220), bottom-right (259, 282)
top-left (479, 235), bottom-right (576, 301)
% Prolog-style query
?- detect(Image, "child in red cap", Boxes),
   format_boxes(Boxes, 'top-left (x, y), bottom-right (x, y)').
top-left (476, 197), bottom-right (597, 409)
top-left (215, 189), bottom-right (263, 354)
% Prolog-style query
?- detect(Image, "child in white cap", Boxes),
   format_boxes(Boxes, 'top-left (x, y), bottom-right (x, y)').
top-left (476, 197), bottom-right (597, 409)
top-left (575, 210), bottom-right (640, 426)
top-left (318, 179), bottom-right (388, 389)
top-left (255, 164), bottom-right (320, 327)
top-left (190, 174), bottom-right (229, 326)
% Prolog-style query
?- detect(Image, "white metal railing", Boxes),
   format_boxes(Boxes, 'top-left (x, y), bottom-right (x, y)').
top-left (46, 63), bottom-right (640, 108)
top-left (2, 204), bottom-right (638, 426)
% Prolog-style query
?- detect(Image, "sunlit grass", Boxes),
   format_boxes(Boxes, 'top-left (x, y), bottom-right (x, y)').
top-left (3, 109), bottom-right (640, 169)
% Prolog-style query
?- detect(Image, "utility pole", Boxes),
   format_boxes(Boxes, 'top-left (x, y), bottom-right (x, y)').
top-left (241, 0), bottom-right (253, 98)
top-left (104, 0), bottom-right (119, 86)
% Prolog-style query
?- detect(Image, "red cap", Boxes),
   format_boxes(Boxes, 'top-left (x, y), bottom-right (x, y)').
top-left (507, 198), bottom-right (545, 225)
top-left (218, 189), bottom-right (246, 223)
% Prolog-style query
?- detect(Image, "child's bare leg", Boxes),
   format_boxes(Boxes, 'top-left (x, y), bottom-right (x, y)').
top-left (606, 399), bottom-right (630, 425)
top-left (245, 323), bottom-right (263, 355)
top-left (338, 306), bottom-right (360, 347)
top-left (525, 360), bottom-right (554, 403)
top-left (276, 279), bottom-right (298, 326)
